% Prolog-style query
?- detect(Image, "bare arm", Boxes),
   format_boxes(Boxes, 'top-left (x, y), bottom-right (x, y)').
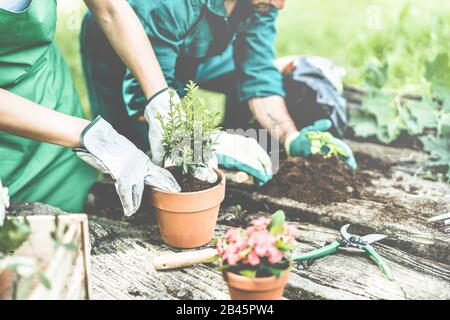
top-left (1, 1), bottom-right (168, 149)
top-left (248, 95), bottom-right (298, 144)
top-left (84, 0), bottom-right (167, 99)
top-left (0, 89), bottom-right (89, 148)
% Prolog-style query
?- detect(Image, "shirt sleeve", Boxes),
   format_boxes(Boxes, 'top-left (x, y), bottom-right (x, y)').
top-left (233, 8), bottom-right (285, 102)
top-left (122, 0), bottom-right (197, 116)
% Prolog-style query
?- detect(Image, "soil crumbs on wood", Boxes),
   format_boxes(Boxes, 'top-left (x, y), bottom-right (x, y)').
top-left (261, 154), bottom-right (393, 205)
top-left (168, 167), bottom-right (220, 193)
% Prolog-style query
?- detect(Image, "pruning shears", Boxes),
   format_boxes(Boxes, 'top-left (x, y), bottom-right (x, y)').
top-left (293, 224), bottom-right (394, 280)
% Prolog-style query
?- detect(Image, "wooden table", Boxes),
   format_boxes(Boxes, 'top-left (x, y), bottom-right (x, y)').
top-left (11, 140), bottom-right (450, 300)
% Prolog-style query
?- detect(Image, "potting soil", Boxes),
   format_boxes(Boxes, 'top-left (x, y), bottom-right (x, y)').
top-left (168, 167), bottom-right (220, 193)
top-left (261, 153), bottom-right (392, 205)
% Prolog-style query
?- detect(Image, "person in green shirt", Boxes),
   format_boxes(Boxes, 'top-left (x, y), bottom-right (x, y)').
top-left (81, 0), bottom-right (356, 185)
top-left (0, 0), bottom-right (180, 217)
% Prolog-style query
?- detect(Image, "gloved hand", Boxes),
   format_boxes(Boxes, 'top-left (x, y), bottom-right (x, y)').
top-left (75, 117), bottom-right (181, 217)
top-left (285, 119), bottom-right (357, 169)
top-left (144, 88), bottom-right (181, 166)
top-left (193, 132), bottom-right (273, 187)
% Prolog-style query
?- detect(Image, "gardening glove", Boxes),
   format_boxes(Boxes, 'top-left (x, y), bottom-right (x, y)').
top-left (144, 88), bottom-right (182, 167)
top-left (74, 116), bottom-right (181, 217)
top-left (285, 119), bottom-right (357, 169)
top-left (194, 132), bottom-right (274, 187)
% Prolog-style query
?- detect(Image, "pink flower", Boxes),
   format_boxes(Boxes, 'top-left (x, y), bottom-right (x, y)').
top-left (248, 230), bottom-right (276, 259)
top-left (227, 253), bottom-right (241, 266)
top-left (225, 228), bottom-right (242, 242)
top-left (251, 216), bottom-right (271, 231)
top-left (268, 247), bottom-right (284, 264)
top-left (234, 235), bottom-right (248, 251)
top-left (248, 230), bottom-right (276, 249)
top-left (246, 225), bottom-right (256, 233)
top-left (219, 211), bottom-right (296, 271)
top-left (227, 243), bottom-right (240, 254)
top-left (247, 250), bottom-right (260, 266)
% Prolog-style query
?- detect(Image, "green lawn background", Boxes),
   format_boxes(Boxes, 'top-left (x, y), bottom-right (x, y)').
top-left (55, 0), bottom-right (450, 119)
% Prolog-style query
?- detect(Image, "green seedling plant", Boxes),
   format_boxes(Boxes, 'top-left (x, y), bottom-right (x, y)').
top-left (306, 131), bottom-right (348, 159)
top-left (157, 81), bottom-right (221, 177)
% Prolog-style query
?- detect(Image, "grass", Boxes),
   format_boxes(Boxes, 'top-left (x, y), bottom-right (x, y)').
top-left (55, 0), bottom-right (450, 119)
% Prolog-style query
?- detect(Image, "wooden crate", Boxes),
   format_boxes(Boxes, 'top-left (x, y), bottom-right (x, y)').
top-left (0, 214), bottom-right (91, 300)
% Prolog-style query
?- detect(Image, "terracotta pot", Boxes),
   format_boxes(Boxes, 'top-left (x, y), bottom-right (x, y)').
top-left (150, 169), bottom-right (226, 249)
top-left (223, 270), bottom-right (291, 300)
top-left (0, 270), bottom-right (13, 300)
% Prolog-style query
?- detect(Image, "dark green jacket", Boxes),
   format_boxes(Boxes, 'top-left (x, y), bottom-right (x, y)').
top-left (124, 0), bottom-right (285, 115)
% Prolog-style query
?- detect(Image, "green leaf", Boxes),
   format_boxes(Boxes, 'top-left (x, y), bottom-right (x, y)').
top-left (420, 134), bottom-right (450, 180)
top-left (38, 272), bottom-right (52, 290)
top-left (349, 111), bottom-right (378, 138)
top-left (364, 61), bottom-right (389, 89)
top-left (275, 239), bottom-right (293, 252)
top-left (261, 264), bottom-right (290, 278)
top-left (438, 114), bottom-right (450, 137)
top-left (360, 92), bottom-right (405, 144)
top-left (64, 242), bottom-right (79, 251)
top-left (425, 53), bottom-right (450, 108)
top-left (269, 210), bottom-right (286, 235)
top-left (402, 98), bottom-right (439, 135)
top-left (0, 217), bottom-right (31, 254)
top-left (239, 269), bottom-right (257, 279)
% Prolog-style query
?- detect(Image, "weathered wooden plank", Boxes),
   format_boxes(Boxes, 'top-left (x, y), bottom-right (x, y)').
top-left (9, 200), bottom-right (450, 300)
top-left (88, 216), bottom-right (229, 300)
top-left (87, 207), bottom-right (450, 300)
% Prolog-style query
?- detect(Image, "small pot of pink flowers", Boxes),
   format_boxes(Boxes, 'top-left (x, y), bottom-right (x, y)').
top-left (217, 210), bottom-right (299, 300)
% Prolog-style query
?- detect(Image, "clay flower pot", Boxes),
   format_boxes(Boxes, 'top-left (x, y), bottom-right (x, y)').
top-left (223, 270), bottom-right (291, 300)
top-left (150, 169), bottom-right (226, 249)
top-left (0, 270), bottom-right (13, 300)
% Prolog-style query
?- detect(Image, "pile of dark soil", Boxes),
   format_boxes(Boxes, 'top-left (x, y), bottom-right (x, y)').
top-left (167, 167), bottom-right (220, 193)
top-left (354, 152), bottom-right (393, 177)
top-left (261, 153), bottom-right (393, 205)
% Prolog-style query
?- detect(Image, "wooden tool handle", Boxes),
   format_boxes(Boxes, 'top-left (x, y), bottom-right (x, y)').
top-left (151, 249), bottom-right (218, 271)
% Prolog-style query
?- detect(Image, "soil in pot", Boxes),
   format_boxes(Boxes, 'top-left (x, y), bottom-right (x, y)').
top-left (261, 153), bottom-right (392, 205)
top-left (167, 167), bottom-right (220, 193)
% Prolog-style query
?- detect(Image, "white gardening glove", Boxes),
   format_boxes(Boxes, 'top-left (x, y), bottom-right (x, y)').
top-left (144, 88), bottom-right (181, 166)
top-left (194, 132), bottom-right (274, 187)
top-left (75, 117), bottom-right (181, 217)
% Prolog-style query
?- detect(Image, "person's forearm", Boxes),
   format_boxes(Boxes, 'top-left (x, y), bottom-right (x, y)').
top-left (248, 96), bottom-right (298, 144)
top-left (0, 89), bottom-right (89, 148)
top-left (85, 0), bottom-right (167, 99)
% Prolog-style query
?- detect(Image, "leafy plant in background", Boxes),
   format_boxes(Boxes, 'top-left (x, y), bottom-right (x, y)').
top-left (216, 210), bottom-right (299, 279)
top-left (349, 4), bottom-right (450, 90)
top-left (157, 81), bottom-right (221, 176)
top-left (349, 53), bottom-right (450, 180)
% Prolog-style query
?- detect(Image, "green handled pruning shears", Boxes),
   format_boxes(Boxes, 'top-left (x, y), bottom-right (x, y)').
top-left (293, 224), bottom-right (394, 280)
